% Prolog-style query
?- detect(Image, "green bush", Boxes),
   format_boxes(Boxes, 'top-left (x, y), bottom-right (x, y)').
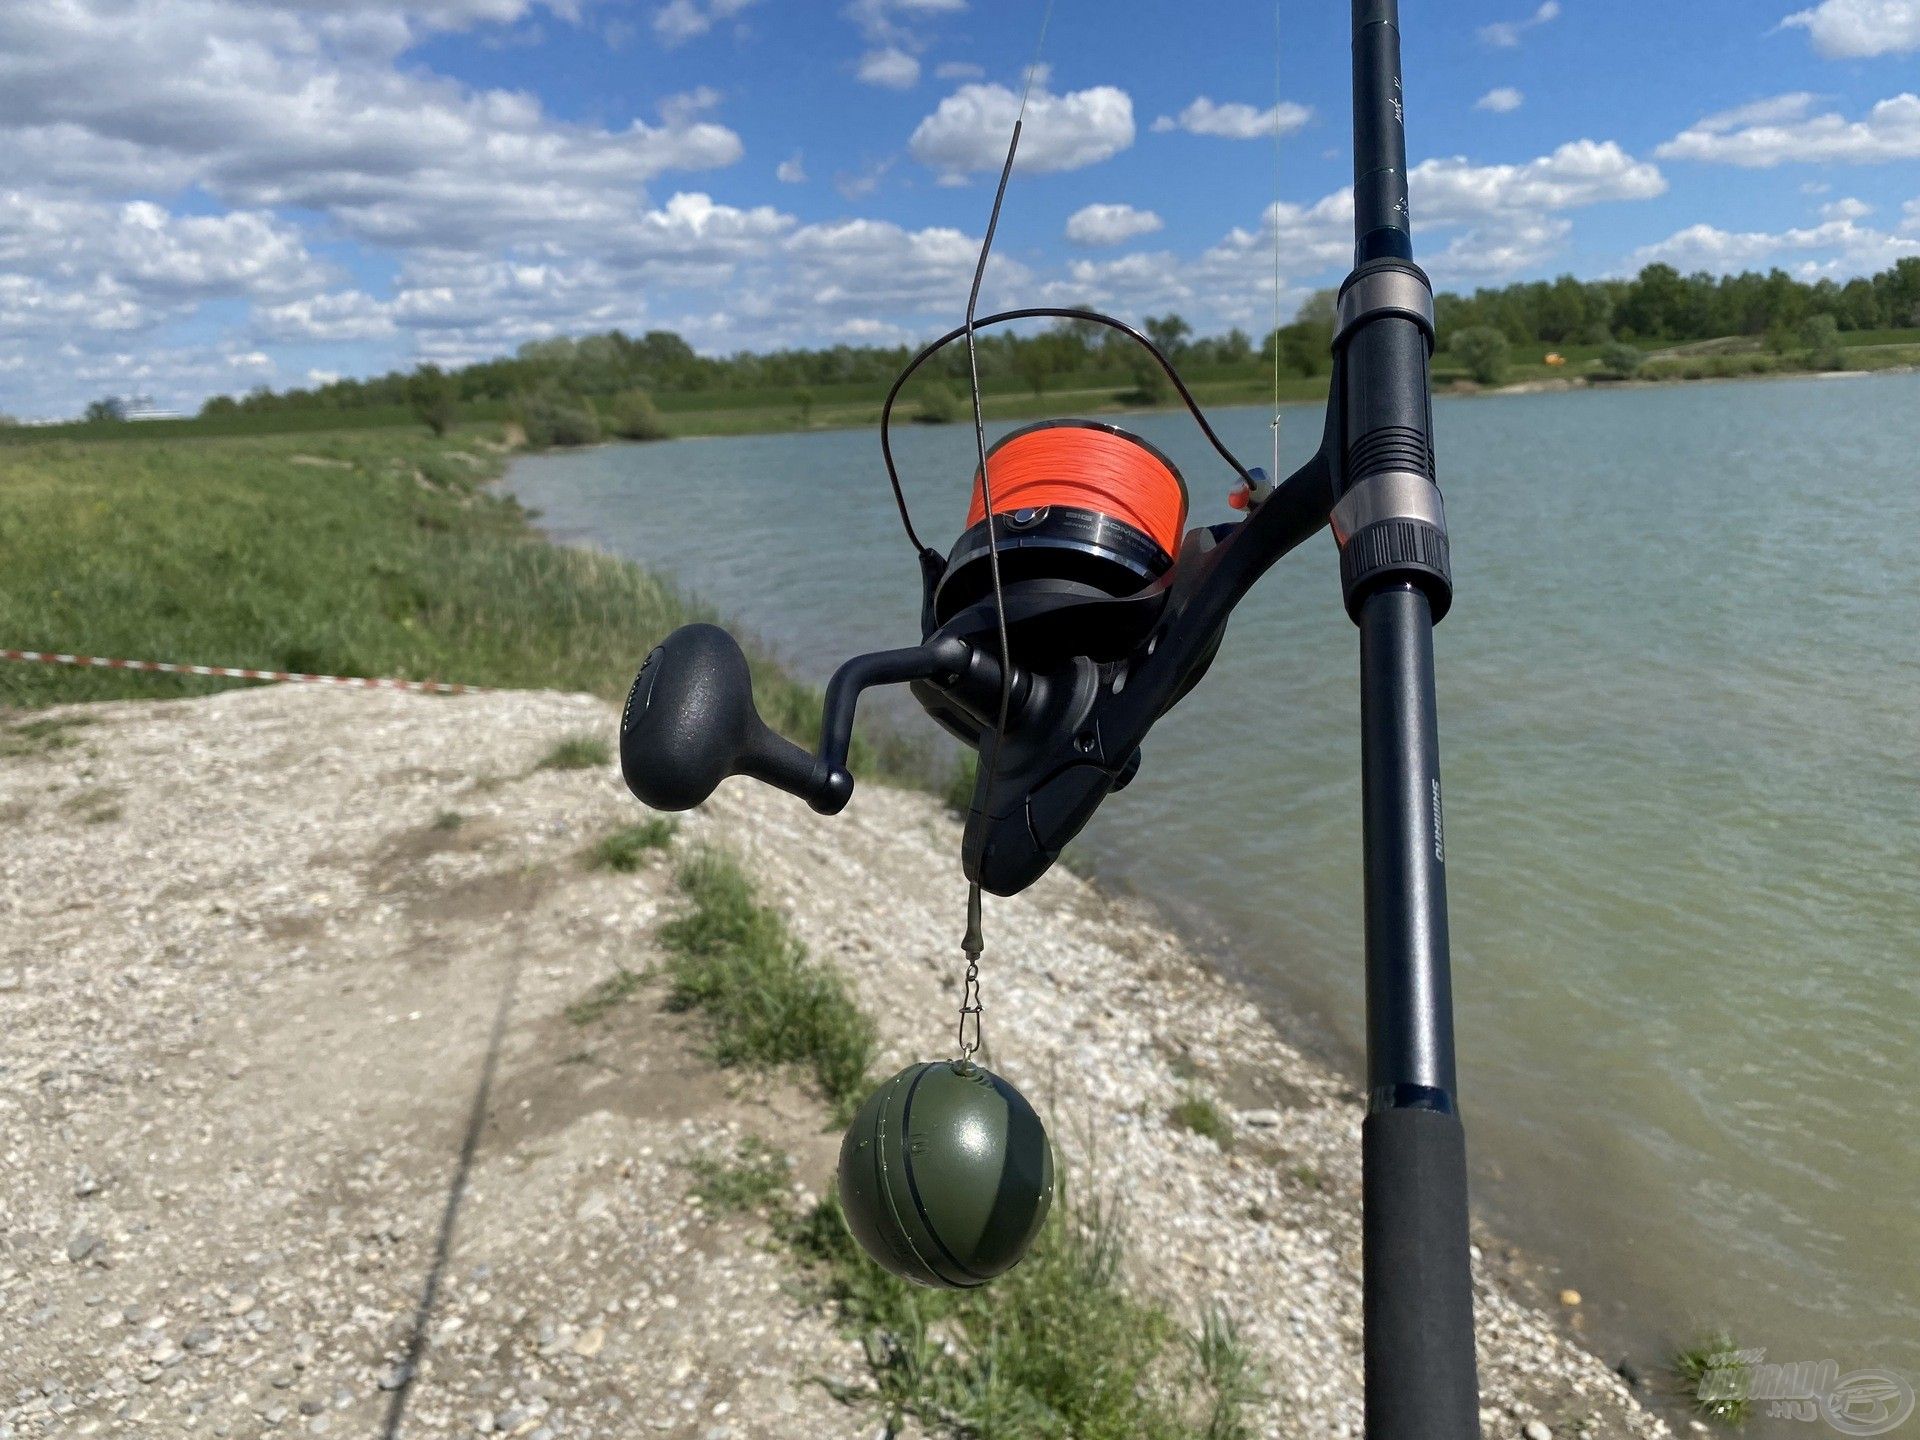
top-left (1671, 1334), bottom-right (1754, 1425)
top-left (1169, 1094), bottom-right (1234, 1150)
top-left (1449, 326), bottom-right (1511, 386)
top-left (539, 734), bottom-right (611, 770)
top-left (1124, 355), bottom-right (1171, 407)
top-left (587, 817), bottom-right (677, 872)
top-left (406, 366), bottom-right (458, 437)
top-left (1799, 313), bottom-right (1845, 370)
top-left (660, 848), bottom-right (877, 1114)
top-left (944, 753), bottom-right (978, 817)
top-left (912, 382), bottom-right (960, 425)
top-left (686, 1137), bottom-right (793, 1213)
top-left (1596, 342), bottom-right (1644, 380)
top-left (787, 1180), bottom-right (1262, 1439)
top-left (606, 388), bottom-right (670, 442)
top-left (516, 389), bottom-right (601, 448)
top-left (565, 968), bottom-right (645, 1026)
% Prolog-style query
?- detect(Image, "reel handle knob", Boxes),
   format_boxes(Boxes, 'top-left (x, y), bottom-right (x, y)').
top-left (620, 624), bottom-right (849, 814)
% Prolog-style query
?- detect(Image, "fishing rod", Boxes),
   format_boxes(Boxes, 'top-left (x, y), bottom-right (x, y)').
top-left (616, 0), bottom-right (1477, 1432)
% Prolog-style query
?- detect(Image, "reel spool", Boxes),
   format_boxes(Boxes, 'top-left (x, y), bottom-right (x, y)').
top-left (931, 421), bottom-right (1190, 667)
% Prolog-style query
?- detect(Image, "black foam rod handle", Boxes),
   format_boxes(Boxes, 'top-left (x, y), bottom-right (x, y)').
top-left (1362, 1107), bottom-right (1482, 1440)
top-left (620, 624), bottom-right (837, 813)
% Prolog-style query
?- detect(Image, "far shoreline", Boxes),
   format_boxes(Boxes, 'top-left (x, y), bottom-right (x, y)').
top-left (502, 358), bottom-right (1920, 453)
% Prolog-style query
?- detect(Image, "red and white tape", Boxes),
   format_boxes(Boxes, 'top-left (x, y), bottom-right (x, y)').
top-left (1, 649), bottom-right (487, 696)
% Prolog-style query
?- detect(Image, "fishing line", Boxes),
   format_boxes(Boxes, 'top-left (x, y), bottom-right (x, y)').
top-left (954, 0), bottom-right (1058, 1058)
top-left (1270, 0), bottom-right (1287, 485)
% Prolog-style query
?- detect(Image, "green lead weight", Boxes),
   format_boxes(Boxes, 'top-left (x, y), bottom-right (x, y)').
top-left (836, 1060), bottom-right (1055, 1290)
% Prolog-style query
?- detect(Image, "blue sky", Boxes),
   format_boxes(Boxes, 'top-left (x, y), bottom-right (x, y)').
top-left (2, 0), bottom-right (1917, 418)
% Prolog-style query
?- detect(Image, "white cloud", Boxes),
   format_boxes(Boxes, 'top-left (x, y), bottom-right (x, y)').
top-left (1691, 94), bottom-right (1821, 133)
top-left (1476, 87), bottom-right (1526, 114)
top-left (1411, 140), bottom-right (1668, 225)
top-left (1479, 0), bottom-right (1560, 47)
top-left (934, 60), bottom-right (984, 80)
top-left (1040, 251), bottom-right (1198, 317)
top-left (1631, 214), bottom-right (1920, 275)
top-left (658, 86), bottom-right (725, 124)
top-left (776, 152), bottom-right (807, 183)
top-left (834, 157), bottom-right (895, 200)
top-left (857, 46), bottom-right (922, 88)
top-left (1822, 196), bottom-right (1875, 220)
top-left (0, 1), bottom-right (745, 252)
top-left (909, 82), bottom-right (1135, 179)
top-left (781, 216), bottom-right (1026, 317)
top-left (845, 0), bottom-right (964, 45)
top-left (1186, 138), bottom-right (1667, 314)
top-left (1425, 218), bottom-right (1573, 277)
top-left (1065, 203), bottom-right (1165, 246)
top-left (1658, 93), bottom-right (1920, 166)
top-left (653, 0), bottom-right (759, 46)
top-left (256, 291), bottom-right (398, 343)
top-left (0, 193), bottom-right (326, 336)
top-left (1150, 98), bottom-right (1312, 140)
top-left (1782, 0), bottom-right (1920, 57)
top-left (653, 1), bottom-right (707, 44)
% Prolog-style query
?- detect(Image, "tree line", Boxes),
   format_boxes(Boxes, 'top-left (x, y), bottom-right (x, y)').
top-left (190, 257), bottom-right (1920, 424)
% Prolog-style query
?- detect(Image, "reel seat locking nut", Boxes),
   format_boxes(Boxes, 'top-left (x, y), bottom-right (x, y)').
top-left (1332, 260), bottom-right (1453, 623)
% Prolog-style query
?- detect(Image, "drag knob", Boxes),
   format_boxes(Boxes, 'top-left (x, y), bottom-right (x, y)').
top-left (619, 624), bottom-right (847, 813)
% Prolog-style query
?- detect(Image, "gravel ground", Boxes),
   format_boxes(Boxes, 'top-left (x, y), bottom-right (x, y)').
top-left (1, 686), bottom-right (1669, 1440)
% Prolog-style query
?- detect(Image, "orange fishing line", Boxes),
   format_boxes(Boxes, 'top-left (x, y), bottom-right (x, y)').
top-left (966, 425), bottom-right (1189, 557)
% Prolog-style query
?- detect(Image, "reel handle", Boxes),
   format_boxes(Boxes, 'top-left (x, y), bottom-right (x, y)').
top-left (621, 625), bottom-right (988, 817)
top-left (621, 624), bottom-right (850, 815)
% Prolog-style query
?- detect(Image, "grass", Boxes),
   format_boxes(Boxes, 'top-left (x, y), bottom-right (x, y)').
top-left (685, 1137), bottom-right (794, 1214)
top-left (586, 817), bottom-right (677, 871)
top-left (659, 847), bottom-right (876, 1116)
top-left (0, 425), bottom-right (928, 788)
top-left (1169, 1094), bottom-right (1234, 1151)
top-left (61, 786), bottom-right (122, 825)
top-left (431, 810), bottom-right (465, 831)
top-left (784, 1179), bottom-right (1263, 1439)
top-left (945, 753), bottom-right (977, 817)
top-left (539, 734), bottom-right (611, 770)
top-left (1670, 1335), bottom-right (1755, 1426)
top-left (0, 715), bottom-right (93, 758)
top-left (565, 967), bottom-right (646, 1026)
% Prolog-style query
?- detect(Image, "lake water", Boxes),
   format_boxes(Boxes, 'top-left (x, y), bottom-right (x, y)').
top-left (510, 375), bottom-right (1920, 1396)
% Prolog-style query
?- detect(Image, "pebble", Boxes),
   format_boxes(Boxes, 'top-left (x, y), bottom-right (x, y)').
top-left (1525, 1422), bottom-right (1553, 1440)
top-left (65, 1233), bottom-right (103, 1264)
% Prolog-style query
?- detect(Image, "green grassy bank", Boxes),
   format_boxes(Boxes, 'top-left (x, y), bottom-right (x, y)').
top-left (13, 326), bottom-right (1918, 449)
top-left (0, 425), bottom-right (924, 780)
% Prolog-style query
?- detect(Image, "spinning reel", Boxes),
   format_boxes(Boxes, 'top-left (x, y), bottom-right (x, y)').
top-left (620, 7), bottom-right (1481, 1423)
top-left (619, 304), bottom-right (1449, 899)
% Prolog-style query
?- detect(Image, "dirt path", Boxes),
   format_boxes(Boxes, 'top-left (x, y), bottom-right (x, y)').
top-left (1, 687), bottom-right (1667, 1440)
